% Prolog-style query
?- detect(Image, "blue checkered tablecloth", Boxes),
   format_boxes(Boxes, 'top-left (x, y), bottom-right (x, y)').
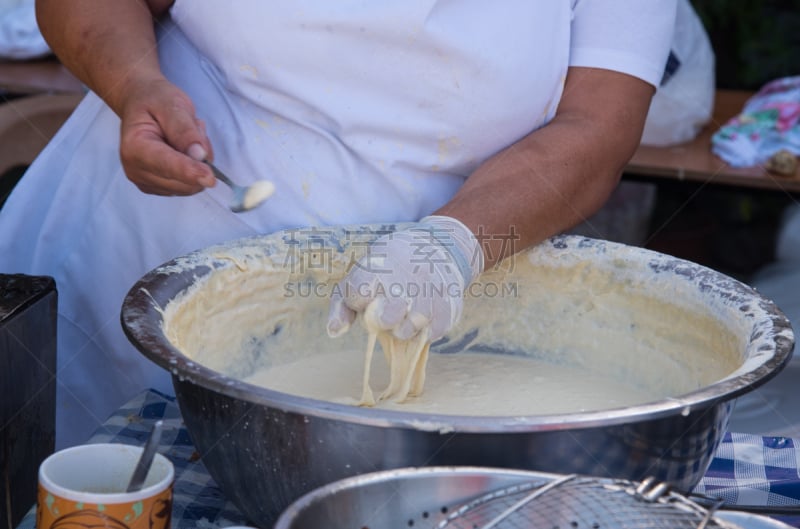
top-left (17, 390), bottom-right (800, 528)
top-left (696, 432), bottom-right (800, 527)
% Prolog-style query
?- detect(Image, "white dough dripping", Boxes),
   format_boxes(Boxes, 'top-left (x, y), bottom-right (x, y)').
top-left (359, 300), bottom-right (431, 406)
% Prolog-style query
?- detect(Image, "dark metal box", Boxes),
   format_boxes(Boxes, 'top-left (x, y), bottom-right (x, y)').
top-left (0, 274), bottom-right (56, 529)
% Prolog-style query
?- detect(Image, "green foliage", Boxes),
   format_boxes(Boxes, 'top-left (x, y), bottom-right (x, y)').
top-left (690, 0), bottom-right (800, 89)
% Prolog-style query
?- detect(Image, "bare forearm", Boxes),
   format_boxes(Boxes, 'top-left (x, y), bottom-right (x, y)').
top-left (436, 67), bottom-right (655, 267)
top-left (37, 0), bottom-right (215, 194)
top-left (36, 0), bottom-right (172, 115)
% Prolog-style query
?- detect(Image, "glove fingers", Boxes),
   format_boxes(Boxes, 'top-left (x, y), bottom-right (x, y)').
top-left (428, 317), bottom-right (450, 342)
top-left (362, 296), bottom-right (410, 333)
top-left (394, 311), bottom-right (431, 341)
top-left (338, 270), bottom-right (376, 312)
top-left (429, 299), bottom-right (459, 342)
top-left (376, 297), bottom-right (409, 330)
top-left (327, 292), bottom-right (356, 338)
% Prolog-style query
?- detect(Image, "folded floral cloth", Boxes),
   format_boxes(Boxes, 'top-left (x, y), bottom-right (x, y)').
top-left (712, 76), bottom-right (800, 167)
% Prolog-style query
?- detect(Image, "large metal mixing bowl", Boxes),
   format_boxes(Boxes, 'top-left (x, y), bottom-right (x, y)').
top-left (121, 227), bottom-right (794, 528)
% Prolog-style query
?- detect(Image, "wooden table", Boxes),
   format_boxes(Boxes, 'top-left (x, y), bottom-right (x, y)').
top-left (0, 57), bottom-right (83, 95)
top-left (626, 90), bottom-right (800, 193)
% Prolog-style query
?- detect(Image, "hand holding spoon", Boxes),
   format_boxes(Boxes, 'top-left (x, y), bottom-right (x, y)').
top-left (203, 160), bottom-right (275, 213)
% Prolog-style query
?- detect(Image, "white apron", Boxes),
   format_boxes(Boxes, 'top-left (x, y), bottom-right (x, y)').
top-left (0, 1), bottom-right (598, 447)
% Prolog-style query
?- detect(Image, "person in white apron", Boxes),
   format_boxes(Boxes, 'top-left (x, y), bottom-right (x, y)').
top-left (1, 0), bottom-right (676, 448)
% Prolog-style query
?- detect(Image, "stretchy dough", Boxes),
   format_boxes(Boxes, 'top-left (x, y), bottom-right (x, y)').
top-left (359, 300), bottom-right (431, 406)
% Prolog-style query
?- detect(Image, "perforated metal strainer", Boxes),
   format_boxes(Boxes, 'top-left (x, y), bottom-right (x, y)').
top-left (274, 467), bottom-right (793, 529)
top-left (436, 474), bottom-right (726, 529)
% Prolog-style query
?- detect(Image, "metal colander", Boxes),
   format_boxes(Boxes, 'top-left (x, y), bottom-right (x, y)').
top-left (274, 467), bottom-right (792, 529)
top-left (437, 475), bottom-right (725, 529)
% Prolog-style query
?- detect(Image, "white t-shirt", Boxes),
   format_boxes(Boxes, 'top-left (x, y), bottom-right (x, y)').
top-left (167, 0), bottom-right (676, 231)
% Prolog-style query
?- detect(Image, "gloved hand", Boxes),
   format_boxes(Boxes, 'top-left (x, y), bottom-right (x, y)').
top-left (327, 215), bottom-right (484, 341)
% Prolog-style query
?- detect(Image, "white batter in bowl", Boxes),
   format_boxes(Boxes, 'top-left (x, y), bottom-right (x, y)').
top-left (161, 228), bottom-right (765, 416)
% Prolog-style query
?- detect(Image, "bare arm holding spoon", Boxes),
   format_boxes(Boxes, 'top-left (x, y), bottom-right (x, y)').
top-left (37, 0), bottom-right (218, 195)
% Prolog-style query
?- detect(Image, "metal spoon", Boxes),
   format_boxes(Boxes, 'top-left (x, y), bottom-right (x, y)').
top-left (126, 420), bottom-right (164, 492)
top-left (203, 160), bottom-right (275, 213)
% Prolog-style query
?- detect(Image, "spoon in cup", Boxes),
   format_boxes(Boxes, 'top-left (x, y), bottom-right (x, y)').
top-left (126, 420), bottom-right (164, 493)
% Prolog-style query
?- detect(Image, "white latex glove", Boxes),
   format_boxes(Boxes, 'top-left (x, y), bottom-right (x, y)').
top-left (327, 215), bottom-right (484, 341)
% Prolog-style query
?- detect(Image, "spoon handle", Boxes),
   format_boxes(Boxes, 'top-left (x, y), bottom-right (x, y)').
top-left (203, 160), bottom-right (237, 189)
top-left (126, 420), bottom-right (164, 492)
